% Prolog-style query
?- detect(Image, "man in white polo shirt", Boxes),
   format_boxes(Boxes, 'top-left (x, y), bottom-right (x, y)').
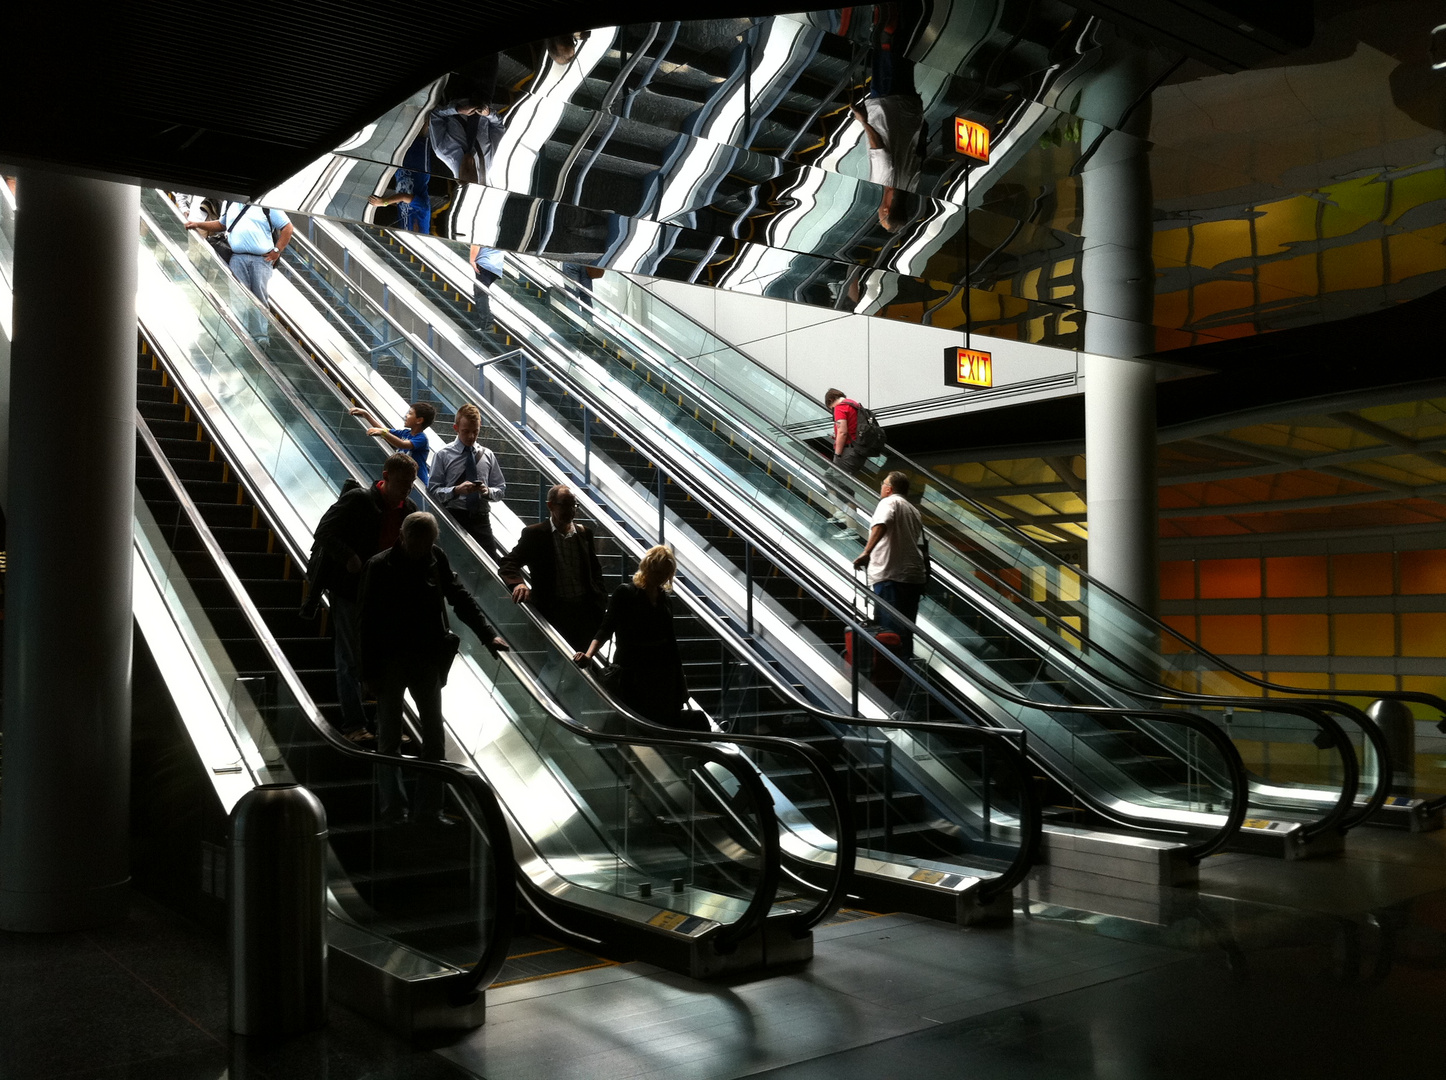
top-left (852, 469), bottom-right (927, 656)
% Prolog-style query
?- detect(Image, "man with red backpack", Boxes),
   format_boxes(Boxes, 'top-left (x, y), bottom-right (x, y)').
top-left (823, 388), bottom-right (887, 534)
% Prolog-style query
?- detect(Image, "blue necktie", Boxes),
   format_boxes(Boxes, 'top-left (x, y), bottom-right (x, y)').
top-left (463, 447), bottom-right (481, 511)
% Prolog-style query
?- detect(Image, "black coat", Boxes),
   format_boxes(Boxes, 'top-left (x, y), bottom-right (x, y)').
top-left (595, 583), bottom-right (688, 727)
top-left (357, 544), bottom-right (495, 682)
top-left (309, 482), bottom-right (418, 601)
top-left (498, 520), bottom-right (608, 616)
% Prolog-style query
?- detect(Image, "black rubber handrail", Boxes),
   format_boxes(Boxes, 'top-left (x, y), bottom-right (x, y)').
top-left (139, 207), bottom-right (790, 958)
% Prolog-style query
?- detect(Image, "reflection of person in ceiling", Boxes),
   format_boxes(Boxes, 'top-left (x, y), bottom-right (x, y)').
top-left (428, 54), bottom-right (506, 184)
top-left (368, 134), bottom-right (433, 232)
top-left (850, 1), bottom-right (930, 231)
top-left (544, 30), bottom-right (591, 67)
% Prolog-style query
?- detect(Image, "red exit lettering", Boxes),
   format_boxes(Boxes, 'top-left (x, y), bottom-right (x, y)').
top-left (953, 348), bottom-right (993, 387)
top-left (954, 118), bottom-right (990, 162)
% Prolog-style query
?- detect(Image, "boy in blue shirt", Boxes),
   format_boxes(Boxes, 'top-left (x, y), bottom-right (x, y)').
top-left (351, 401), bottom-right (436, 485)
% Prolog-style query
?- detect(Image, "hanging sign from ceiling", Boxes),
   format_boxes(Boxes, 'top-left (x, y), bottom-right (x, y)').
top-left (945, 347), bottom-right (994, 388)
top-left (954, 118), bottom-right (991, 163)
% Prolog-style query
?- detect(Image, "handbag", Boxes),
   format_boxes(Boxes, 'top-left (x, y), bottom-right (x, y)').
top-left (597, 662), bottom-right (623, 696)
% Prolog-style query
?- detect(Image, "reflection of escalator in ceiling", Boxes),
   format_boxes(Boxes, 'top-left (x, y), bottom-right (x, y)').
top-left (265, 209), bottom-right (1046, 926)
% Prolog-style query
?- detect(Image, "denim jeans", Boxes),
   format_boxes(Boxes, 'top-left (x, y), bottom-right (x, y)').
top-left (229, 253), bottom-right (273, 342)
top-left (872, 579), bottom-right (924, 656)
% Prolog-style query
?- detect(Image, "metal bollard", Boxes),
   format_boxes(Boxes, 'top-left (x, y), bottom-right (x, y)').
top-left (1367, 698), bottom-right (1416, 778)
top-left (228, 783), bottom-right (328, 1036)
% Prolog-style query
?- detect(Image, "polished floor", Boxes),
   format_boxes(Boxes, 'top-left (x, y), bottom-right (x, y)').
top-left (3, 827), bottom-right (1444, 1080)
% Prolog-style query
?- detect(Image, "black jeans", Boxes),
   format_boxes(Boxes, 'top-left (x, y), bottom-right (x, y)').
top-left (448, 506), bottom-right (500, 560)
top-left (374, 656), bottom-right (446, 819)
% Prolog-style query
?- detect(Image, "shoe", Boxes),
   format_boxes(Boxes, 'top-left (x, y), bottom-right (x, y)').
top-left (833, 529), bottom-right (856, 540)
top-left (825, 514), bottom-right (849, 527)
top-left (345, 728), bottom-right (376, 744)
top-left (432, 812), bottom-right (460, 828)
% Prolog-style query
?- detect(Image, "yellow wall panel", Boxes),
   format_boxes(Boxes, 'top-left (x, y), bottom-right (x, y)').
top-left (1199, 615), bottom-right (1262, 655)
top-left (1400, 612), bottom-right (1446, 657)
top-left (1332, 612), bottom-right (1395, 656)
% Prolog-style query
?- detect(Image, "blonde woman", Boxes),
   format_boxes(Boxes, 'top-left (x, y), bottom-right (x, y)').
top-left (575, 545), bottom-right (692, 728)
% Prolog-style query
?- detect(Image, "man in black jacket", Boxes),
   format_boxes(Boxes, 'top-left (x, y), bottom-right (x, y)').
top-left (359, 512), bottom-right (508, 825)
top-left (498, 484), bottom-right (608, 650)
top-left (305, 453), bottom-right (419, 739)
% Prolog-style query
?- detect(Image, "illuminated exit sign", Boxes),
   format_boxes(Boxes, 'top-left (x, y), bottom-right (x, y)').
top-left (953, 118), bottom-right (990, 162)
top-left (945, 347), bottom-right (993, 388)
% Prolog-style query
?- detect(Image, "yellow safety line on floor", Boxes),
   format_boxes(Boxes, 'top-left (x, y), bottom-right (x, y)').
top-left (489, 958), bottom-right (620, 989)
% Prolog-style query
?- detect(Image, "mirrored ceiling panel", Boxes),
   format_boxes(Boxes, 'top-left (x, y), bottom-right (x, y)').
top-left (256, 0), bottom-right (1446, 359)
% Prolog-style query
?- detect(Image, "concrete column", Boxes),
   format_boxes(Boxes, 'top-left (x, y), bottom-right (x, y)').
top-left (1080, 37), bottom-right (1158, 615)
top-left (0, 172), bottom-right (138, 931)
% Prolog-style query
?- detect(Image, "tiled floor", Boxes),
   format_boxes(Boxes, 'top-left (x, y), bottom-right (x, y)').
top-left (4, 828), bottom-right (1445, 1080)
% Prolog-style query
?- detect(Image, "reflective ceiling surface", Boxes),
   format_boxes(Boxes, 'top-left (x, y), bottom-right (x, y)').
top-left (266, 0), bottom-right (1446, 361)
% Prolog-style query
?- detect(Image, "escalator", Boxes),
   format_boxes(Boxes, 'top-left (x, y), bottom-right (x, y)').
top-left (126, 187), bottom-right (860, 978)
top-left (131, 348), bottom-right (515, 1029)
top-left (217, 197), bottom-right (1055, 925)
top-left (509, 262), bottom-right (1446, 831)
top-left (288, 213), bottom-right (1265, 891)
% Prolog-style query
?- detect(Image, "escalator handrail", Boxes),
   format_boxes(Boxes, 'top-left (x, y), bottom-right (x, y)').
top-left (135, 401), bottom-right (518, 998)
top-left (523, 257), bottom-right (1446, 733)
top-left (140, 210), bottom-right (792, 954)
top-left (360, 229), bottom-right (1268, 854)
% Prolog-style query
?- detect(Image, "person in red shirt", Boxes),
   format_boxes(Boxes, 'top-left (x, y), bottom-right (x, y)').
top-left (823, 388), bottom-right (876, 533)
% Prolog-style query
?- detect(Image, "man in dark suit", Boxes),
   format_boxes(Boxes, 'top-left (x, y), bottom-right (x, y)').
top-left (499, 484), bottom-right (608, 650)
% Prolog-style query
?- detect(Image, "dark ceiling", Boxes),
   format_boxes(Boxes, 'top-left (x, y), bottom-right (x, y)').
top-left (0, 2), bottom-right (813, 198)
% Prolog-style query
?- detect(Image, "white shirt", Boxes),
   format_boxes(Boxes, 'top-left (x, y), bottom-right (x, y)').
top-left (864, 95), bottom-right (924, 191)
top-left (867, 494), bottom-right (926, 586)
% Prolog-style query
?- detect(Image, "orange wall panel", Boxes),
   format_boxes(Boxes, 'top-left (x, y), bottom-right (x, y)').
top-left (1400, 613), bottom-right (1446, 657)
top-left (1266, 555), bottom-right (1328, 597)
top-left (1160, 560), bottom-right (1195, 600)
top-left (1266, 614), bottom-right (1329, 655)
top-left (1400, 550), bottom-right (1446, 595)
top-left (1199, 558), bottom-right (1262, 598)
top-left (1199, 614), bottom-right (1262, 655)
top-left (1332, 612), bottom-right (1395, 656)
top-left (1331, 552), bottom-right (1393, 595)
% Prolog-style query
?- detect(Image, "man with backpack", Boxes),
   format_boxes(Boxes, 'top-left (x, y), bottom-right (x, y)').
top-left (823, 387), bottom-right (887, 536)
top-left (185, 201), bottom-right (292, 343)
top-left (825, 388), bottom-right (885, 474)
top-left (301, 454), bottom-right (419, 741)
